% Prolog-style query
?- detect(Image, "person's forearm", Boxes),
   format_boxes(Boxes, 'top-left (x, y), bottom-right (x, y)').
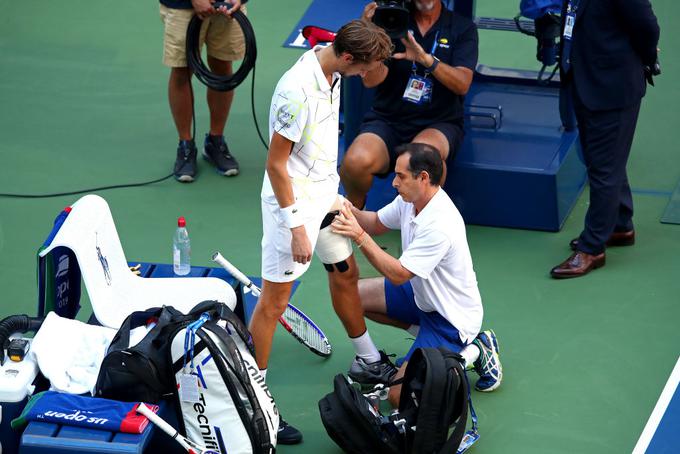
top-left (354, 231), bottom-right (412, 285)
top-left (266, 158), bottom-right (295, 209)
top-left (353, 210), bottom-right (384, 235)
top-left (419, 54), bottom-right (472, 95)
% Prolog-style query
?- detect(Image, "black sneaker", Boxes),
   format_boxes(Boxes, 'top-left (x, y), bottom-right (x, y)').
top-left (277, 417), bottom-right (303, 445)
top-left (174, 140), bottom-right (197, 183)
top-left (203, 134), bottom-right (239, 176)
top-left (348, 351), bottom-right (397, 387)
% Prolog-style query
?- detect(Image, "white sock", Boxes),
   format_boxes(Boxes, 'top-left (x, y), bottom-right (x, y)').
top-left (461, 343), bottom-right (480, 370)
top-left (259, 368), bottom-right (267, 382)
top-left (406, 324), bottom-right (420, 337)
top-left (350, 330), bottom-right (381, 363)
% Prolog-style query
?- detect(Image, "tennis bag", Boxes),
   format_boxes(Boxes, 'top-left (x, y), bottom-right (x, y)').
top-left (95, 301), bottom-right (278, 454)
top-left (319, 347), bottom-right (473, 454)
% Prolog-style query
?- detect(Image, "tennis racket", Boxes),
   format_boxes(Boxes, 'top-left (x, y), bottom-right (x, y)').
top-left (212, 251), bottom-right (332, 358)
top-left (137, 403), bottom-right (209, 454)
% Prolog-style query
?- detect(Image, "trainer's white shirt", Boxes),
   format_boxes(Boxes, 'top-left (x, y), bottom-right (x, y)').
top-left (378, 188), bottom-right (483, 343)
top-left (262, 47), bottom-right (341, 214)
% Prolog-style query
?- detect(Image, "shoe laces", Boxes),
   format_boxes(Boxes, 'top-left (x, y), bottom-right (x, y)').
top-left (474, 343), bottom-right (501, 381)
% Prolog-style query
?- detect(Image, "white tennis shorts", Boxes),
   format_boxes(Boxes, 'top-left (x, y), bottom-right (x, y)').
top-left (261, 194), bottom-right (352, 282)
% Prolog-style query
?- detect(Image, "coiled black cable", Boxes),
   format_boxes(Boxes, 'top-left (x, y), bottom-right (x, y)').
top-left (186, 2), bottom-right (257, 92)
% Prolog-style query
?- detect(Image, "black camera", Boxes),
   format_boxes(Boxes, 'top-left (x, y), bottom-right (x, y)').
top-left (373, 0), bottom-right (411, 39)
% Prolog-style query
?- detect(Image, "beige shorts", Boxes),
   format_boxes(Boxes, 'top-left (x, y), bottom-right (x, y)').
top-left (159, 4), bottom-right (247, 68)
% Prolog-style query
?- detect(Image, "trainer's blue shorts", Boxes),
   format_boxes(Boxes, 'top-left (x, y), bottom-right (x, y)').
top-left (385, 279), bottom-right (466, 365)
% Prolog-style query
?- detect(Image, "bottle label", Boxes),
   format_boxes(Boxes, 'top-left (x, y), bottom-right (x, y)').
top-left (173, 248), bottom-right (181, 269)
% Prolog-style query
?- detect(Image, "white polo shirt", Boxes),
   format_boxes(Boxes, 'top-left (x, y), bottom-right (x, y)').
top-left (377, 188), bottom-right (483, 343)
top-left (262, 47), bottom-right (341, 211)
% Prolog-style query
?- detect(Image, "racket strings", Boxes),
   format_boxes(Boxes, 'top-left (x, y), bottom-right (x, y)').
top-left (282, 307), bottom-right (330, 353)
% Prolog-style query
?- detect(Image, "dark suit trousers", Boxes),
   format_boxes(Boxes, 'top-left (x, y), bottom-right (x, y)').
top-left (572, 87), bottom-right (641, 255)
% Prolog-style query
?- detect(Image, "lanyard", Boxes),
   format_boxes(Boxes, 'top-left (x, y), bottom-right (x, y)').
top-left (183, 312), bottom-right (210, 373)
top-left (566, 0), bottom-right (581, 15)
top-left (411, 30), bottom-right (440, 75)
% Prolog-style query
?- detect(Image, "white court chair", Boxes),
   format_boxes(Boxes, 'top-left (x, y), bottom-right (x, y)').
top-left (38, 194), bottom-right (236, 328)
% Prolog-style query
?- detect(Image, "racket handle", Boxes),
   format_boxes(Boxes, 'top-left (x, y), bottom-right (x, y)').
top-left (137, 403), bottom-right (176, 438)
top-left (212, 252), bottom-right (261, 297)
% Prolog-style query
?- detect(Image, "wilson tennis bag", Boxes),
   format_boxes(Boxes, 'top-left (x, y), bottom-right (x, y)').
top-left (319, 347), bottom-right (477, 454)
top-left (96, 301), bottom-right (278, 454)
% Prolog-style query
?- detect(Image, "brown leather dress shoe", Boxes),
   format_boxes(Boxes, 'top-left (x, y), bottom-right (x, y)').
top-left (569, 230), bottom-right (635, 251)
top-left (550, 251), bottom-right (606, 279)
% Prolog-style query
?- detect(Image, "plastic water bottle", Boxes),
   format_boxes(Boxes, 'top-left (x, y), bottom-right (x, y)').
top-left (173, 216), bottom-right (191, 276)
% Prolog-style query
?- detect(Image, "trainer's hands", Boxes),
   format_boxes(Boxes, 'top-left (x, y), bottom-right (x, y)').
top-left (362, 2), bottom-right (378, 22)
top-left (332, 201), bottom-right (364, 241)
top-left (192, 0), bottom-right (241, 19)
top-left (291, 225), bottom-right (312, 264)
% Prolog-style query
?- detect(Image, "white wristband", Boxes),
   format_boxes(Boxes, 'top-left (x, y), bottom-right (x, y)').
top-left (280, 203), bottom-right (304, 229)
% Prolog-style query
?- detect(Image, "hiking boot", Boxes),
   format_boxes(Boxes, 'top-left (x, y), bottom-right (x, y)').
top-left (277, 417), bottom-right (303, 445)
top-left (348, 351), bottom-right (397, 387)
top-left (472, 329), bottom-right (503, 392)
top-left (174, 140), bottom-right (197, 183)
top-left (203, 134), bottom-right (239, 176)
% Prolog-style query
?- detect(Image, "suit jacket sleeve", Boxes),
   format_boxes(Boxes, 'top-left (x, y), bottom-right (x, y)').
top-left (614, 0), bottom-right (660, 67)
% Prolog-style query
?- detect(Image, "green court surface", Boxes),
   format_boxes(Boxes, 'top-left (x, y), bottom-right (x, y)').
top-left (661, 180), bottom-right (680, 224)
top-left (1, 1), bottom-right (680, 453)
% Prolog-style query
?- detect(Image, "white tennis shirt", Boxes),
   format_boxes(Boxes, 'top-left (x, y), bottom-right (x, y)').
top-left (378, 188), bottom-right (483, 343)
top-left (262, 47), bottom-right (341, 210)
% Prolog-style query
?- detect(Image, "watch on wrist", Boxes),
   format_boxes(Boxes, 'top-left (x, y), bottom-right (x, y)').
top-left (426, 55), bottom-right (440, 72)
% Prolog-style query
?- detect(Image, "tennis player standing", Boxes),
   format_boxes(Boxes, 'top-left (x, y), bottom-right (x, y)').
top-left (250, 20), bottom-right (393, 443)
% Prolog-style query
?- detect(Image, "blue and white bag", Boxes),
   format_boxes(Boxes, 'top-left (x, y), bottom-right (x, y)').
top-left (170, 303), bottom-right (278, 454)
top-left (96, 301), bottom-right (278, 454)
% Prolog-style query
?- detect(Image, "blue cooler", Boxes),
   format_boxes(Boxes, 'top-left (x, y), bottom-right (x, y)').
top-left (0, 340), bottom-right (39, 454)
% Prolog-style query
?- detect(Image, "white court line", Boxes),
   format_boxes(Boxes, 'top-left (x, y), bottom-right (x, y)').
top-left (632, 355), bottom-right (680, 454)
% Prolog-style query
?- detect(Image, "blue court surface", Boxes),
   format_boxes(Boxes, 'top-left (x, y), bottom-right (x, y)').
top-left (633, 357), bottom-right (680, 454)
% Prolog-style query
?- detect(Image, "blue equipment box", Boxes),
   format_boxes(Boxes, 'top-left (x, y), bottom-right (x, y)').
top-left (19, 403), bottom-right (176, 454)
top-left (341, 66), bottom-right (586, 231)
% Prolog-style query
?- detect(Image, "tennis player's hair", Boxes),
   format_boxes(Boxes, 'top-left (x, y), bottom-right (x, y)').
top-left (396, 143), bottom-right (444, 186)
top-left (333, 20), bottom-right (393, 63)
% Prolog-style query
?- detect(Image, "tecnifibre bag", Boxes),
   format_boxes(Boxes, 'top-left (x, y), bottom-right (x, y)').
top-left (96, 301), bottom-right (278, 454)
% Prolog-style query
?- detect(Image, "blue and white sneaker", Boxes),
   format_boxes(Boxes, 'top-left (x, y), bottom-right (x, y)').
top-left (472, 329), bottom-right (503, 392)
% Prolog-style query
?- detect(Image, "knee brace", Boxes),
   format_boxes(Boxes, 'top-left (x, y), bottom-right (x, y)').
top-left (316, 210), bottom-right (353, 273)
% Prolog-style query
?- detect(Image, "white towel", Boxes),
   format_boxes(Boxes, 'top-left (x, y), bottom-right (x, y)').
top-left (31, 312), bottom-right (117, 395)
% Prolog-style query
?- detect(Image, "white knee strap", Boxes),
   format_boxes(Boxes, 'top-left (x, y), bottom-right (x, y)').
top-left (316, 214), bottom-right (353, 265)
top-left (316, 225), bottom-right (352, 265)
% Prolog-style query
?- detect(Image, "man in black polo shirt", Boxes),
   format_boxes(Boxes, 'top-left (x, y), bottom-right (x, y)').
top-left (340, 0), bottom-right (478, 208)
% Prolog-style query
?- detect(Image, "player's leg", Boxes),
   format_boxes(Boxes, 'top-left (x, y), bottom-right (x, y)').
top-left (249, 279), bottom-right (294, 370)
top-left (315, 197), bottom-right (393, 384)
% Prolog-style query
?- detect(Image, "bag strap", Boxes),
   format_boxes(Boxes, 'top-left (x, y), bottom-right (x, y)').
top-left (438, 347), bottom-right (478, 454)
top-left (189, 301), bottom-right (256, 356)
top-left (106, 307), bottom-right (165, 352)
top-left (411, 348), bottom-right (450, 453)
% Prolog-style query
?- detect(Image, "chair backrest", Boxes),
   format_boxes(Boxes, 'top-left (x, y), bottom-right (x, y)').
top-left (38, 195), bottom-right (236, 328)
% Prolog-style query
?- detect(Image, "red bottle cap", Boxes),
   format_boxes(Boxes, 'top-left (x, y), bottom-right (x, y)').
top-left (177, 216), bottom-right (186, 227)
